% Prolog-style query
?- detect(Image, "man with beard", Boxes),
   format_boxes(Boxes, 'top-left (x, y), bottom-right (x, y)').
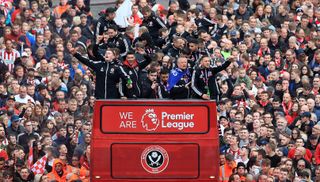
top-left (141, 69), bottom-right (159, 98)
top-left (276, 117), bottom-right (292, 136)
top-left (158, 68), bottom-right (170, 99)
top-left (105, 25), bottom-right (130, 58)
top-left (278, 132), bottom-right (291, 148)
top-left (248, 132), bottom-right (259, 149)
top-left (47, 159), bottom-right (67, 181)
top-left (188, 38), bottom-right (201, 64)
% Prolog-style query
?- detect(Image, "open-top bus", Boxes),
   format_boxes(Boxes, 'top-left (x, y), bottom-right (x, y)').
top-left (91, 100), bottom-right (219, 181)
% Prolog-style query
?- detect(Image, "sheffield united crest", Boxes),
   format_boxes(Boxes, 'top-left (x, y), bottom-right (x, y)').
top-left (141, 145), bottom-right (169, 174)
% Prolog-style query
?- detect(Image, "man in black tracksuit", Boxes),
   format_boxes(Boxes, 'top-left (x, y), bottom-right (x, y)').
top-left (158, 68), bottom-right (170, 99)
top-left (121, 51), bottom-right (152, 98)
top-left (95, 7), bottom-right (118, 38)
top-left (106, 25), bottom-right (130, 58)
top-left (141, 6), bottom-right (167, 40)
top-left (141, 69), bottom-right (159, 99)
top-left (71, 47), bottom-right (131, 99)
top-left (191, 56), bottom-right (231, 100)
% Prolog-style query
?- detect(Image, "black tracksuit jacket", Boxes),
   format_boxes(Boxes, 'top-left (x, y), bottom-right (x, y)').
top-left (74, 53), bottom-right (130, 99)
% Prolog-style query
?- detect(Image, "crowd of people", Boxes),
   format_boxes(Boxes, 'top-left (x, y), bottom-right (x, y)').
top-left (0, 0), bottom-right (319, 181)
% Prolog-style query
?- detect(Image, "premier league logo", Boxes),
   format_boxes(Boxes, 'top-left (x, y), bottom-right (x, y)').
top-left (141, 109), bottom-right (159, 131)
top-left (141, 146), bottom-right (169, 174)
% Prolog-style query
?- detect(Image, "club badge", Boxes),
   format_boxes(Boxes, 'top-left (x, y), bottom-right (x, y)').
top-left (141, 145), bottom-right (169, 174)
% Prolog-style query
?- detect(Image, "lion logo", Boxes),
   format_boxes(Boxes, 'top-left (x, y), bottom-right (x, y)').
top-left (141, 109), bottom-right (159, 131)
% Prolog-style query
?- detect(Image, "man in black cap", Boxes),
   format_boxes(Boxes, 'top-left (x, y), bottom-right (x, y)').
top-left (6, 115), bottom-right (25, 137)
top-left (0, 96), bottom-right (18, 115)
top-left (95, 7), bottom-right (118, 38)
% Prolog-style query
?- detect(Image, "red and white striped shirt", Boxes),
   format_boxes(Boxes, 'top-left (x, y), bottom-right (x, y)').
top-left (0, 49), bottom-right (20, 72)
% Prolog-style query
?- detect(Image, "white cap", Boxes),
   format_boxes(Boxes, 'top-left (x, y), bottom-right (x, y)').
top-left (21, 52), bottom-right (28, 57)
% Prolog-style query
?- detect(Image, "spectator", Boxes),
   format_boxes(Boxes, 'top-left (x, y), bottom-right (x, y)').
top-left (141, 69), bottom-right (158, 98)
top-left (219, 153), bottom-right (237, 182)
top-left (70, 46), bottom-right (132, 99)
top-left (47, 159), bottom-right (67, 181)
top-left (167, 57), bottom-right (191, 99)
top-left (17, 120), bottom-right (39, 153)
top-left (6, 115), bottom-right (24, 137)
top-left (0, 0), bottom-right (318, 181)
top-left (192, 55), bottom-right (231, 100)
top-left (95, 7), bottom-right (117, 37)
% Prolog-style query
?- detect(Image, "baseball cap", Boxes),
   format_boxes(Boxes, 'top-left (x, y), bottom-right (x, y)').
top-left (244, 32), bottom-right (251, 37)
top-left (255, 77), bottom-right (262, 81)
top-left (309, 134), bottom-right (318, 140)
top-left (301, 112), bottom-right (311, 118)
top-left (11, 115), bottom-right (20, 122)
top-left (7, 95), bottom-right (15, 101)
top-left (80, 13), bottom-right (87, 18)
top-left (21, 52), bottom-right (28, 57)
top-left (230, 30), bottom-right (237, 37)
top-left (219, 116), bottom-right (229, 121)
top-left (274, 110), bottom-right (285, 117)
top-left (259, 138), bottom-right (269, 146)
top-left (254, 29), bottom-right (262, 34)
top-left (27, 68), bottom-right (36, 72)
top-left (37, 84), bottom-right (47, 91)
top-left (49, 54), bottom-right (58, 60)
top-left (237, 162), bottom-right (246, 169)
top-left (296, 7), bottom-right (303, 13)
top-left (261, 27), bottom-right (270, 32)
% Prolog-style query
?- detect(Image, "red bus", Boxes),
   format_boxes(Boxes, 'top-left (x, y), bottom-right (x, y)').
top-left (91, 100), bottom-right (219, 181)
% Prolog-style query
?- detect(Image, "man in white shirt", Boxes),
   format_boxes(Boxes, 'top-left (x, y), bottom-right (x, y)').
top-left (14, 85), bottom-right (34, 104)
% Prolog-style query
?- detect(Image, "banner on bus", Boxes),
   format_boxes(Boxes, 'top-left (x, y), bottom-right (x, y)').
top-left (100, 104), bottom-right (209, 134)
